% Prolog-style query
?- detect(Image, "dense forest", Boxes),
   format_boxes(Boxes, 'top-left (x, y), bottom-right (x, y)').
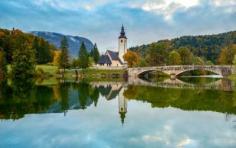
top-left (129, 31), bottom-right (236, 66)
top-left (0, 28), bottom-right (57, 64)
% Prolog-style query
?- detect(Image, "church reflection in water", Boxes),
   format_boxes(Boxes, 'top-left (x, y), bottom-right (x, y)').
top-left (92, 82), bottom-right (128, 124)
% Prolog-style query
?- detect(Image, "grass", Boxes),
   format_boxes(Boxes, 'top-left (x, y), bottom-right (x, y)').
top-left (228, 74), bottom-right (236, 80)
top-left (63, 68), bottom-right (127, 81)
top-left (36, 64), bottom-right (59, 77)
top-left (7, 64), bottom-right (127, 81)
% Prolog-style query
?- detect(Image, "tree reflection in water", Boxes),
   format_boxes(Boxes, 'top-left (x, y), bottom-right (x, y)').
top-left (0, 79), bottom-right (235, 125)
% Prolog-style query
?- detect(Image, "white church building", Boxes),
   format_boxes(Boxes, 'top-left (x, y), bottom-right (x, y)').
top-left (97, 25), bottom-right (127, 67)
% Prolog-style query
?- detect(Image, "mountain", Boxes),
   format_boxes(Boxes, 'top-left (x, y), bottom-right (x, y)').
top-left (130, 31), bottom-right (236, 63)
top-left (31, 31), bottom-right (94, 57)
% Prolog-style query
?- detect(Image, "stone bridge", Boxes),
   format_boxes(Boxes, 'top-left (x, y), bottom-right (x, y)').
top-left (128, 65), bottom-right (234, 78)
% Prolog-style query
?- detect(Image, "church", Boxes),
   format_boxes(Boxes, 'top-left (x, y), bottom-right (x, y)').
top-left (97, 25), bottom-right (127, 67)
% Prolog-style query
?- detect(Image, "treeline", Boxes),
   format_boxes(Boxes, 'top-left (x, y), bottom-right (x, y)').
top-left (129, 31), bottom-right (236, 66)
top-left (0, 28), bottom-right (58, 80)
top-left (0, 28), bottom-right (100, 80)
top-left (0, 28), bottom-right (56, 64)
top-left (58, 36), bottom-right (99, 70)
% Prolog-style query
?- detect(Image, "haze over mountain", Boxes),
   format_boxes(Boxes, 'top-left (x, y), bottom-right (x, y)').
top-left (31, 31), bottom-right (94, 57)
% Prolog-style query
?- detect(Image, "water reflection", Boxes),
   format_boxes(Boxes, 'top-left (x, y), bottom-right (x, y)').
top-left (0, 79), bottom-right (236, 147)
top-left (0, 79), bottom-right (235, 120)
top-left (129, 76), bottom-right (234, 91)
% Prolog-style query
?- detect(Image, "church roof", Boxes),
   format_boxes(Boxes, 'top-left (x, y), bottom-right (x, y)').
top-left (119, 25), bottom-right (127, 39)
top-left (107, 50), bottom-right (123, 64)
top-left (107, 50), bottom-right (119, 60)
top-left (98, 55), bottom-right (112, 65)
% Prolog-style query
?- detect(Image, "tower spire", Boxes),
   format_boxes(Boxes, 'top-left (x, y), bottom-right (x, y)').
top-left (119, 25), bottom-right (126, 39)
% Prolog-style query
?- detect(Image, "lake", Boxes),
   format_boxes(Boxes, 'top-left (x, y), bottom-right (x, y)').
top-left (0, 77), bottom-right (236, 148)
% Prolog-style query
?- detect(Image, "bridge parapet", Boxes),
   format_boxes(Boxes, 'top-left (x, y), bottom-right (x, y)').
top-left (128, 65), bottom-right (234, 78)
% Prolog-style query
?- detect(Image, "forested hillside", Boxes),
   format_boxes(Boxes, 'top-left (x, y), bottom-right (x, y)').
top-left (0, 28), bottom-right (57, 64)
top-left (130, 31), bottom-right (236, 65)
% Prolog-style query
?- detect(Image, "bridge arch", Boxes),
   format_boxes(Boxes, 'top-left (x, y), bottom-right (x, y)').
top-left (173, 68), bottom-right (222, 77)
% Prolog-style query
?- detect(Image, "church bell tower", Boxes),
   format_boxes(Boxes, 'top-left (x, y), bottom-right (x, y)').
top-left (118, 25), bottom-right (127, 63)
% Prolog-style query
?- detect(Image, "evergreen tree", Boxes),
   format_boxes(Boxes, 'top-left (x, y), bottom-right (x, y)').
top-left (35, 39), bottom-right (53, 64)
top-left (59, 36), bottom-right (70, 70)
top-left (92, 43), bottom-right (100, 63)
top-left (12, 42), bottom-right (36, 79)
top-left (79, 42), bottom-right (89, 69)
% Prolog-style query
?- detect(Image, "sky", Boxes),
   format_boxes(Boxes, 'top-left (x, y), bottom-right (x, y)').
top-left (0, 0), bottom-right (236, 52)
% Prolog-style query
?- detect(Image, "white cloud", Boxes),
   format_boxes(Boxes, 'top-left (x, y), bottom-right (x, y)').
top-left (129, 0), bottom-right (200, 21)
top-left (176, 137), bottom-right (196, 148)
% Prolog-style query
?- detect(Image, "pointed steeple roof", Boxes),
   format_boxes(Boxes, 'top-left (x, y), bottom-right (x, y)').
top-left (119, 25), bottom-right (127, 39)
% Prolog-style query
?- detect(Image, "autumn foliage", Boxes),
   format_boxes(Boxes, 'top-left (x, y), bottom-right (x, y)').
top-left (123, 50), bottom-right (140, 67)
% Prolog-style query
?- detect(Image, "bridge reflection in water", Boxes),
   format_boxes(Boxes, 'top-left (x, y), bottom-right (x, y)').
top-left (128, 77), bottom-right (234, 91)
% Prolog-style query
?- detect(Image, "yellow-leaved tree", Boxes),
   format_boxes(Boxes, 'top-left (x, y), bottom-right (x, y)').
top-left (123, 50), bottom-right (140, 67)
top-left (53, 50), bottom-right (61, 66)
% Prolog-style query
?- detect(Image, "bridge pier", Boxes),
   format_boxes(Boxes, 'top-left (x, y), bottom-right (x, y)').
top-left (170, 74), bottom-right (176, 80)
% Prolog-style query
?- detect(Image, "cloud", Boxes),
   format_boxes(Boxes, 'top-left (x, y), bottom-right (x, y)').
top-left (128, 0), bottom-right (200, 21)
top-left (0, 0), bottom-right (235, 51)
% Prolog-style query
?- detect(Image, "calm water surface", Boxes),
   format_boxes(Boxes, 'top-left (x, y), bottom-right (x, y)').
top-left (0, 77), bottom-right (236, 148)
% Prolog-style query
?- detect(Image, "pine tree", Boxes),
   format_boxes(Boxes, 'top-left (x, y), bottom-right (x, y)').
top-left (59, 36), bottom-right (70, 70)
top-left (93, 43), bottom-right (100, 63)
top-left (79, 42), bottom-right (89, 69)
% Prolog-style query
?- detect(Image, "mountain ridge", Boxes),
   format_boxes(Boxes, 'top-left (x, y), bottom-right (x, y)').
top-left (31, 31), bottom-right (94, 57)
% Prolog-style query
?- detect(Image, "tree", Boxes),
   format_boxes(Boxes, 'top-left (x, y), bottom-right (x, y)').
top-left (59, 36), bottom-right (70, 70)
top-left (168, 50), bottom-right (181, 65)
top-left (218, 44), bottom-right (236, 65)
top-left (34, 38), bottom-right (53, 64)
top-left (0, 48), bottom-right (7, 80)
top-left (90, 43), bottom-right (100, 63)
top-left (233, 55), bottom-right (236, 65)
top-left (53, 50), bottom-right (61, 66)
top-left (79, 42), bottom-right (89, 69)
top-left (123, 50), bottom-right (140, 67)
top-left (178, 47), bottom-right (193, 65)
top-left (193, 57), bottom-right (205, 65)
top-left (146, 43), bottom-right (169, 66)
top-left (12, 42), bottom-right (36, 79)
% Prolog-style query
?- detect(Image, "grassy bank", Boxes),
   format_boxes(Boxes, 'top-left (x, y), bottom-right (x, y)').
top-left (63, 68), bottom-right (127, 81)
top-left (228, 74), bottom-right (236, 81)
top-left (7, 64), bottom-right (127, 82)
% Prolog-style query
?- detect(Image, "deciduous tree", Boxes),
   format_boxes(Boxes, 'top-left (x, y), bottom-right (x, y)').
top-left (178, 47), bottom-right (193, 65)
top-left (123, 50), bottom-right (140, 67)
top-left (218, 44), bottom-right (236, 65)
top-left (0, 48), bottom-right (7, 80)
top-left (168, 50), bottom-right (181, 65)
